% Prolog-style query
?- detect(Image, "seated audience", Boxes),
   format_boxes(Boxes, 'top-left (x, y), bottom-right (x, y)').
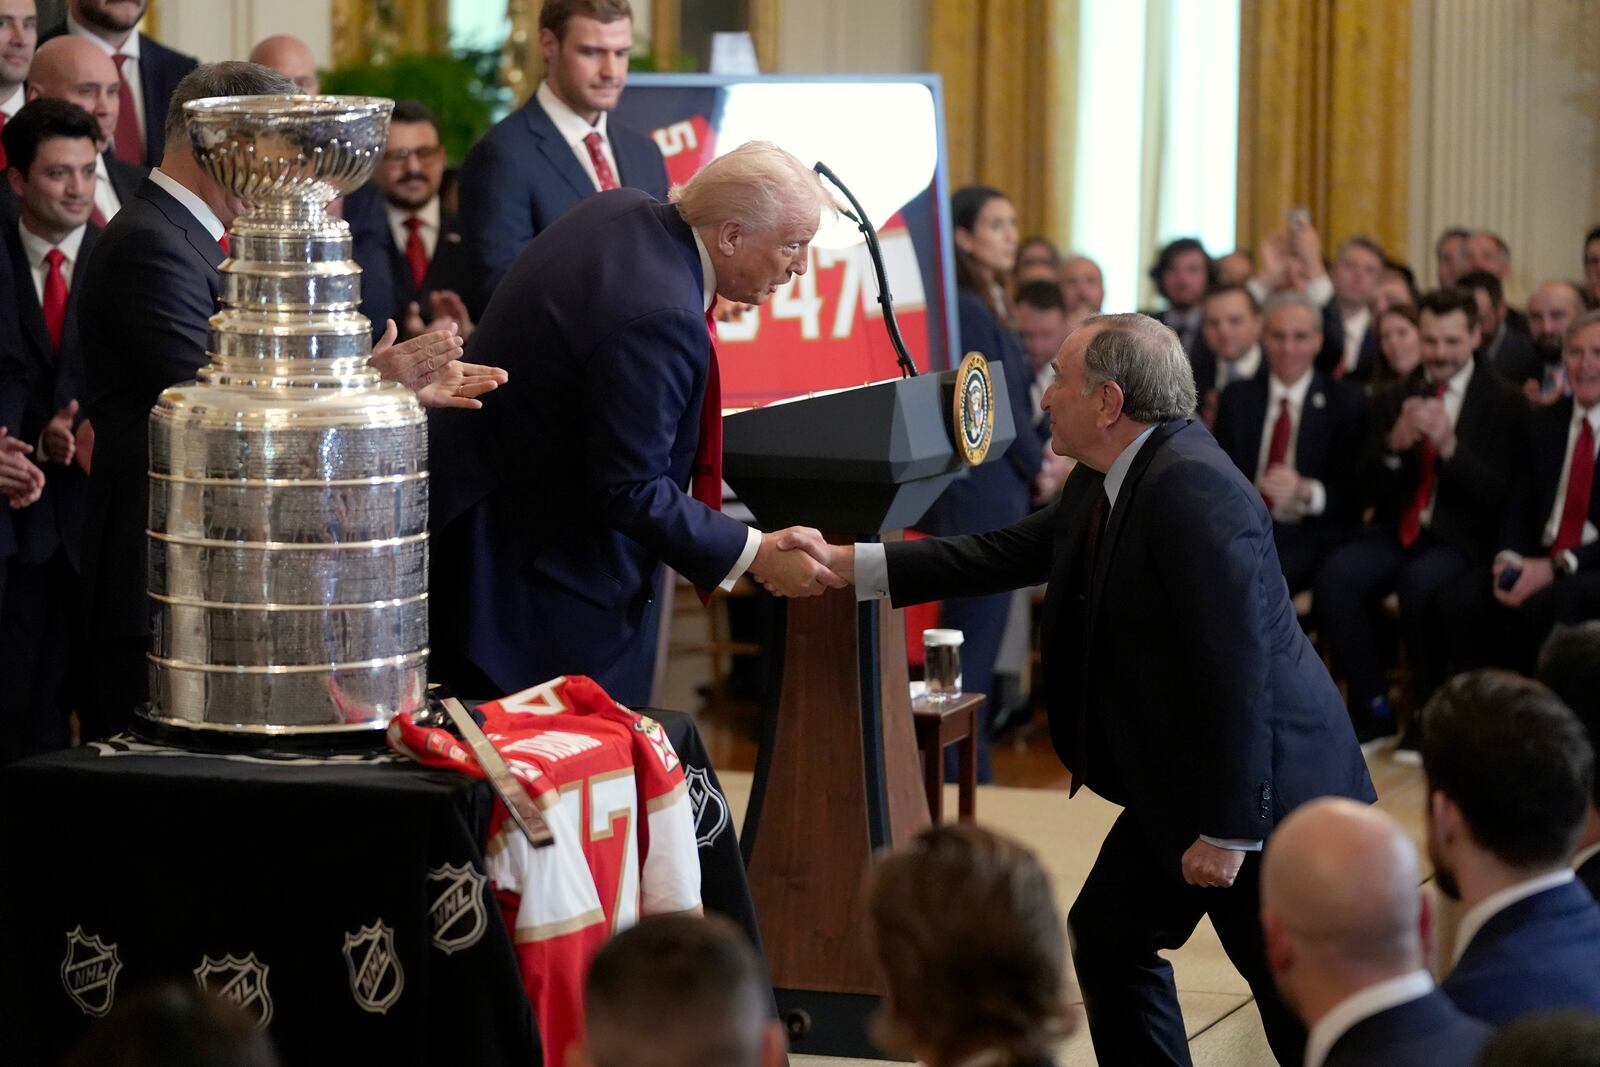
top-left (1214, 292), bottom-right (1366, 594)
top-left (1478, 1011), bottom-right (1600, 1067)
top-left (1436, 226), bottom-right (1470, 289)
top-left (1014, 234), bottom-right (1060, 284)
top-left (1193, 282), bottom-right (1262, 409)
top-left (1421, 670), bottom-right (1600, 1026)
top-left (576, 914), bottom-right (784, 1067)
top-left (1536, 622), bottom-right (1600, 900)
top-left (1146, 236), bottom-right (1215, 354)
top-left (868, 824), bottom-right (1075, 1067)
top-left (1376, 304), bottom-right (1423, 385)
top-left (1459, 269), bottom-right (1541, 387)
top-left (1319, 236), bottom-right (1385, 383)
top-left (1059, 251), bottom-right (1104, 318)
top-left (1261, 798), bottom-right (1490, 1067)
top-left (1527, 279), bottom-right (1589, 404)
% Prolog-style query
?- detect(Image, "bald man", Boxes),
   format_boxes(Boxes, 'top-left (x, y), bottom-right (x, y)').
top-left (247, 33), bottom-right (317, 93)
top-left (1262, 799), bottom-right (1490, 1067)
top-left (24, 36), bottom-right (146, 223)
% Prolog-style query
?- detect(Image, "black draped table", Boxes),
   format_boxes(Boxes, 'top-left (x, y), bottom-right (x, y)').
top-left (0, 709), bottom-right (760, 1067)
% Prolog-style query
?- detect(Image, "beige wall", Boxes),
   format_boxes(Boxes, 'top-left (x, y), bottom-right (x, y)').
top-left (1409, 0), bottom-right (1600, 299)
top-left (774, 0), bottom-right (929, 74)
top-left (153, 0), bottom-right (332, 66)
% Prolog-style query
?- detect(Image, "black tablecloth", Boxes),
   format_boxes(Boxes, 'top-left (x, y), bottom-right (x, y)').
top-left (0, 710), bottom-right (762, 1067)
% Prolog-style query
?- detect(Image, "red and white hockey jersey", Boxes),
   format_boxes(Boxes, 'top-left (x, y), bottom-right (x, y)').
top-left (388, 675), bottom-right (701, 1064)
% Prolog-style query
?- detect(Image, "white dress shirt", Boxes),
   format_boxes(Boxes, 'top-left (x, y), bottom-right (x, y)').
top-left (535, 80), bottom-right (618, 192)
top-left (1541, 402), bottom-right (1600, 568)
top-left (18, 219), bottom-right (87, 307)
top-left (385, 196), bottom-right (441, 260)
top-left (1420, 356), bottom-right (1476, 528)
top-left (1257, 369), bottom-right (1328, 523)
top-left (68, 12), bottom-right (145, 156)
top-left (92, 154), bottom-right (122, 222)
top-left (1452, 868), bottom-right (1575, 966)
top-left (147, 168), bottom-right (225, 242)
top-left (1339, 306), bottom-right (1371, 377)
top-left (1216, 344), bottom-right (1262, 391)
top-left (0, 84), bottom-right (22, 122)
top-left (1303, 970), bottom-right (1435, 1067)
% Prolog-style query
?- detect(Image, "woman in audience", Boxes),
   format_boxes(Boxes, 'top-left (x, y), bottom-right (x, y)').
top-left (1376, 304), bottom-right (1424, 384)
top-left (868, 825), bottom-right (1076, 1067)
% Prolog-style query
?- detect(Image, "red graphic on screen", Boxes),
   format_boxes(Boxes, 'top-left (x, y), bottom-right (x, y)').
top-left (650, 116), bottom-right (717, 188)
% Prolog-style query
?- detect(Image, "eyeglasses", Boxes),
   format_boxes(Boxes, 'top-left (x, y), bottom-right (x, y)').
top-left (382, 144), bottom-right (445, 164)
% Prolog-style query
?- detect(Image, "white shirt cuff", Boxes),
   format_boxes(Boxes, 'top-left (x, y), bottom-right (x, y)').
top-left (1201, 836), bottom-right (1264, 852)
top-left (718, 526), bottom-right (761, 591)
top-left (854, 542), bottom-right (891, 602)
top-left (1561, 549), bottom-right (1580, 575)
top-left (1304, 478), bottom-right (1326, 517)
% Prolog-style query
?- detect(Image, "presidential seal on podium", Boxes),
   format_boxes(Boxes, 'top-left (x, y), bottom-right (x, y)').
top-left (952, 351), bottom-right (996, 466)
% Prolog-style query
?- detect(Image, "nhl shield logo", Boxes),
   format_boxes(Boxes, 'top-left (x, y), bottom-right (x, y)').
top-left (427, 863), bottom-right (488, 955)
top-left (343, 921), bottom-right (404, 1014)
top-left (192, 953), bottom-right (273, 1030)
top-left (61, 926), bottom-right (122, 1017)
top-left (685, 766), bottom-right (730, 849)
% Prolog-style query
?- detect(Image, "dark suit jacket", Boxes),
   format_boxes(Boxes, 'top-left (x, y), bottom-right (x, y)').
top-left (1482, 323), bottom-right (1543, 388)
top-left (78, 178), bottom-right (221, 640)
top-left (1581, 852), bottom-right (1600, 902)
top-left (1504, 397), bottom-right (1600, 572)
top-left (1363, 360), bottom-right (1527, 562)
top-left (1442, 878), bottom-right (1600, 1025)
top-left (103, 153), bottom-right (148, 207)
top-left (1212, 371), bottom-right (1368, 533)
top-left (341, 182), bottom-right (398, 338)
top-left (384, 204), bottom-right (471, 322)
top-left (885, 420), bottom-right (1375, 856)
top-left (916, 290), bottom-right (1042, 535)
top-left (456, 97), bottom-right (669, 316)
top-left (1317, 302), bottom-right (1380, 384)
top-left (0, 246), bottom-right (24, 568)
top-left (39, 25), bottom-right (198, 165)
top-left (2, 221), bottom-right (97, 569)
top-left (1322, 989), bottom-right (1490, 1067)
top-left (428, 189), bottom-right (749, 697)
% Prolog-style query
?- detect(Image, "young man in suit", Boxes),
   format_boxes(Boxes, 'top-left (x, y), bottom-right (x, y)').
top-left (1262, 799), bottom-right (1490, 1067)
top-left (374, 99), bottom-right (473, 340)
top-left (0, 0), bottom-right (35, 172)
top-left (42, 0), bottom-right (197, 167)
top-left (1145, 236), bottom-right (1214, 355)
top-left (457, 0), bottom-right (669, 317)
top-left (0, 98), bottom-right (99, 761)
top-left (1214, 292), bottom-right (1367, 594)
top-left (428, 143), bottom-right (845, 707)
top-left (807, 313), bottom-right (1375, 1065)
top-left (1423, 670), bottom-right (1600, 1025)
top-left (1195, 283), bottom-right (1263, 411)
top-left (1318, 236), bottom-right (1385, 383)
top-left (1534, 622), bottom-right (1600, 901)
top-left (26, 37), bottom-right (147, 224)
top-left (1315, 288), bottom-right (1527, 747)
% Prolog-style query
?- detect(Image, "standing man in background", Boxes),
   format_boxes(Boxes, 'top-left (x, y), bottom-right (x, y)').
top-left (42, 0), bottom-right (197, 167)
top-left (457, 0), bottom-right (668, 316)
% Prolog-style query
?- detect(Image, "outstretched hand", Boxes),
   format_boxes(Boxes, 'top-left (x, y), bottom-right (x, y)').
top-left (749, 526), bottom-right (849, 597)
top-left (370, 319), bottom-right (508, 409)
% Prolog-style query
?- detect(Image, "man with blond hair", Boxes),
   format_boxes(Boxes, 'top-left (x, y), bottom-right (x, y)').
top-left (1262, 798), bottom-right (1489, 1067)
top-left (429, 141), bottom-right (846, 706)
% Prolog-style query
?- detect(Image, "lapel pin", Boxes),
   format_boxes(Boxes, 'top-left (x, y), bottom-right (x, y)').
top-left (1311, 392), bottom-right (1326, 409)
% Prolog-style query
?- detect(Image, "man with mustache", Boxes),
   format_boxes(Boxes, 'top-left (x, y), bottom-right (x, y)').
top-left (457, 0), bottom-right (668, 317)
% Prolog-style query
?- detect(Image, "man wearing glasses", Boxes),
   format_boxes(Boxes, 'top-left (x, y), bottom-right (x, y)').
top-left (375, 99), bottom-right (473, 340)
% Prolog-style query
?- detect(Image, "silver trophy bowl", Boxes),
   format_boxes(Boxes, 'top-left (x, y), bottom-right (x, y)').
top-left (141, 95), bottom-right (428, 747)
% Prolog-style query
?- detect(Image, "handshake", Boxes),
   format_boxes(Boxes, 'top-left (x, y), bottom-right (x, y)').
top-left (749, 527), bottom-right (856, 598)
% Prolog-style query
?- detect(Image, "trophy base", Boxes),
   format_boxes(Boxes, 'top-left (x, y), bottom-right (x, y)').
top-left (131, 706), bottom-right (394, 756)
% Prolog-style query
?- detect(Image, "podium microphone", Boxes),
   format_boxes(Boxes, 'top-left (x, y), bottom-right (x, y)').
top-left (813, 161), bottom-right (919, 378)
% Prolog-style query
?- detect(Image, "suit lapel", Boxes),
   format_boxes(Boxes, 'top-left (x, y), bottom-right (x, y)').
top-left (1298, 375), bottom-right (1329, 472)
top-left (1239, 377), bottom-right (1268, 472)
top-left (524, 103), bottom-right (599, 201)
top-left (5, 225), bottom-right (54, 364)
top-left (1089, 420), bottom-right (1188, 618)
top-left (139, 180), bottom-right (225, 274)
top-left (1454, 358), bottom-right (1492, 444)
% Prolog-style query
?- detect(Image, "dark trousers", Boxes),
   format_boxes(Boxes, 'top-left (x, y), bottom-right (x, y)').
top-left (1069, 811), bottom-right (1303, 1066)
top-left (1439, 564), bottom-right (1600, 676)
top-left (1314, 529), bottom-right (1469, 712)
top-left (937, 590), bottom-right (1009, 783)
top-left (1274, 524), bottom-right (1342, 596)
top-left (77, 636), bottom-right (149, 742)
top-left (0, 552), bottom-right (75, 764)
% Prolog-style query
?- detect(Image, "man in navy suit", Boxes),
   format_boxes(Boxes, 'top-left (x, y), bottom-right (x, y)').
top-left (813, 313), bottom-right (1375, 1065)
top-left (1193, 283), bottom-right (1262, 420)
top-left (1214, 292), bottom-right (1366, 594)
top-left (1422, 670), bottom-right (1600, 1025)
top-left (1534, 623), bottom-right (1600, 901)
top-left (42, 0), bottom-right (197, 167)
top-left (0, 98), bottom-right (98, 762)
top-left (25, 37), bottom-right (148, 224)
top-left (429, 142), bottom-right (845, 708)
top-left (457, 0), bottom-right (668, 317)
top-left (1262, 799), bottom-right (1490, 1067)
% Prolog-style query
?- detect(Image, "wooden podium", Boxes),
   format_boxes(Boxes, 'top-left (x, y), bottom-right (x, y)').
top-left (722, 369), bottom-right (1016, 1057)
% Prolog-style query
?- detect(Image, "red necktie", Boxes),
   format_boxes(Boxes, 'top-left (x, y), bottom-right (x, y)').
top-left (42, 248), bottom-right (67, 353)
top-left (1553, 417), bottom-right (1596, 553)
top-left (404, 217), bottom-right (429, 290)
top-left (111, 54), bottom-right (144, 166)
top-left (691, 309), bottom-right (724, 606)
top-left (583, 131), bottom-right (619, 191)
top-left (90, 205), bottom-right (107, 228)
top-left (218, 233), bottom-right (230, 256)
top-left (1262, 396), bottom-right (1293, 508)
top-left (1399, 382), bottom-right (1449, 548)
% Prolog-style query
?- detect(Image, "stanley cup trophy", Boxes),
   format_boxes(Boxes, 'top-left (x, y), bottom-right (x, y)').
top-left (137, 95), bottom-right (429, 747)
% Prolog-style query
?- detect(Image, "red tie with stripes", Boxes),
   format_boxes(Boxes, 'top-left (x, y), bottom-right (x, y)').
top-left (111, 54), bottom-right (145, 166)
top-left (1553, 417), bottom-right (1595, 553)
top-left (692, 309), bottom-right (724, 606)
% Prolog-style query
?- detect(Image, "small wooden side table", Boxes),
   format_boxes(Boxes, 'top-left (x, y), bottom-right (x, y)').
top-left (910, 692), bottom-right (984, 822)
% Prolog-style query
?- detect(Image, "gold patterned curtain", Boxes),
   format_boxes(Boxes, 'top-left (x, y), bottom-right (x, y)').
top-left (1237, 0), bottom-right (1410, 259)
top-left (927, 0), bottom-right (1061, 241)
top-left (330, 0), bottom-right (452, 69)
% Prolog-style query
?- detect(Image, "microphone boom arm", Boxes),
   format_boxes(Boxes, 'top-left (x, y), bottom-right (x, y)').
top-left (813, 162), bottom-right (919, 378)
